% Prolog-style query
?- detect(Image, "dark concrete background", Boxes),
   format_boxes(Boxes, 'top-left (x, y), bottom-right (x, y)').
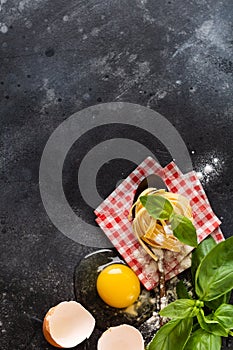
top-left (1, 0), bottom-right (233, 349)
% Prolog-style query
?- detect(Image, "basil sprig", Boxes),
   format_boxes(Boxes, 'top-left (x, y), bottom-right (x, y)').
top-left (146, 236), bottom-right (233, 350)
top-left (140, 194), bottom-right (198, 247)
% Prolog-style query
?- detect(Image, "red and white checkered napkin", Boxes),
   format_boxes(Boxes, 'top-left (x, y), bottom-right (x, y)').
top-left (94, 157), bottom-right (224, 290)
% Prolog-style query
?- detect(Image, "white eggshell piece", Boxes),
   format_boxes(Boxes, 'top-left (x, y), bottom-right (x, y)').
top-left (49, 301), bottom-right (95, 348)
top-left (98, 324), bottom-right (144, 350)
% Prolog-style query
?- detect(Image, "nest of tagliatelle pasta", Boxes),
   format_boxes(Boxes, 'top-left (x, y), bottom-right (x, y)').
top-left (129, 188), bottom-right (194, 262)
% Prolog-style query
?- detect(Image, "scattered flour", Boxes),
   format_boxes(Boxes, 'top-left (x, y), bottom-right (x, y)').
top-left (40, 78), bottom-right (57, 113)
top-left (156, 91), bottom-right (167, 100)
top-left (63, 15), bottom-right (69, 22)
top-left (0, 0), bottom-right (7, 11)
top-left (0, 23), bottom-right (8, 33)
top-left (195, 20), bottom-right (214, 41)
top-left (136, 0), bottom-right (156, 24)
top-left (204, 164), bottom-right (213, 174)
top-left (24, 19), bottom-right (32, 28)
top-left (196, 155), bottom-right (223, 184)
top-left (128, 53), bottom-right (138, 63)
top-left (173, 18), bottom-right (228, 59)
top-left (139, 276), bottom-right (180, 343)
top-left (91, 27), bottom-right (100, 37)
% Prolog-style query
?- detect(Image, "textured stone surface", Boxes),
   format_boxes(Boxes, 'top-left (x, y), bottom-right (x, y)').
top-left (0, 0), bottom-right (233, 349)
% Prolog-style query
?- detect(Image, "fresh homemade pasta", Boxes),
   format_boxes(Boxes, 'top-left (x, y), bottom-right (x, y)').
top-left (129, 188), bottom-right (193, 261)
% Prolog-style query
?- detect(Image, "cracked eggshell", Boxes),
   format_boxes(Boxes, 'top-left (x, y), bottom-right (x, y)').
top-left (97, 324), bottom-right (144, 350)
top-left (43, 301), bottom-right (95, 348)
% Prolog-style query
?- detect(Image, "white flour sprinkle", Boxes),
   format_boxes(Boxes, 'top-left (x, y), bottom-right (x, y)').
top-left (204, 164), bottom-right (213, 174)
top-left (25, 19), bottom-right (32, 28)
top-left (160, 296), bottom-right (167, 310)
top-left (40, 78), bottom-right (58, 113)
top-left (196, 154), bottom-right (223, 184)
top-left (155, 233), bottom-right (164, 244)
top-left (0, 0), bottom-right (7, 11)
top-left (156, 90), bottom-right (167, 100)
top-left (63, 15), bottom-right (69, 22)
top-left (19, 0), bottom-right (26, 11)
top-left (164, 225), bottom-right (173, 235)
top-left (0, 24), bottom-right (8, 33)
top-left (139, 276), bottom-right (180, 343)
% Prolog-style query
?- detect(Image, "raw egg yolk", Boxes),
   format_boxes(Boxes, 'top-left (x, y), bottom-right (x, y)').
top-left (96, 264), bottom-right (140, 308)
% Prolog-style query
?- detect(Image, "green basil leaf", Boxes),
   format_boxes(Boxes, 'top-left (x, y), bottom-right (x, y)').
top-left (140, 195), bottom-right (173, 220)
top-left (184, 328), bottom-right (221, 350)
top-left (195, 236), bottom-right (233, 301)
top-left (160, 299), bottom-right (201, 319)
top-left (205, 291), bottom-right (231, 311)
top-left (170, 214), bottom-right (198, 247)
top-left (197, 309), bottom-right (229, 337)
top-left (191, 236), bottom-right (217, 281)
top-left (214, 303), bottom-right (233, 329)
top-left (146, 318), bottom-right (193, 350)
top-left (176, 280), bottom-right (191, 299)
